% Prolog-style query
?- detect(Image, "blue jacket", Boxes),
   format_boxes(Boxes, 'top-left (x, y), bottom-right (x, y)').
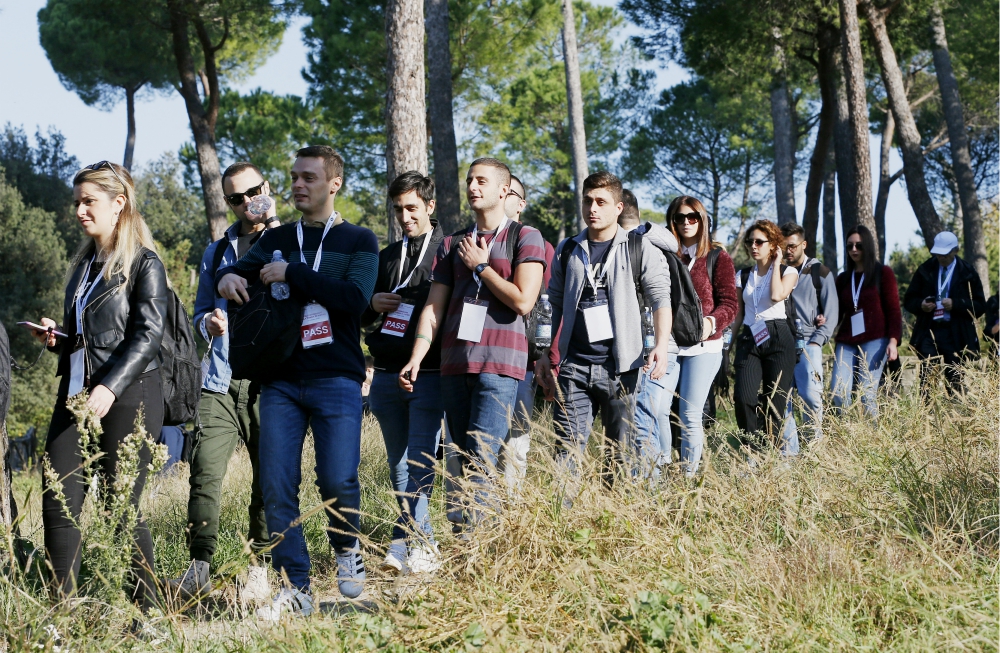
top-left (193, 222), bottom-right (244, 394)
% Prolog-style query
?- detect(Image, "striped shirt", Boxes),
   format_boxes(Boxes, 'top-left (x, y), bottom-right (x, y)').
top-left (218, 218), bottom-right (379, 383)
top-left (431, 221), bottom-right (547, 379)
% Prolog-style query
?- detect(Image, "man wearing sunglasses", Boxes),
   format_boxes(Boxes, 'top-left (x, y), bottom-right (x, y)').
top-left (168, 162), bottom-right (278, 604)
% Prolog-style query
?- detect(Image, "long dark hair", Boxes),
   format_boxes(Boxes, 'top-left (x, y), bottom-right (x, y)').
top-left (845, 225), bottom-right (882, 288)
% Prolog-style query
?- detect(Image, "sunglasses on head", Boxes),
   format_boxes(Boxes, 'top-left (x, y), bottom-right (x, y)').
top-left (86, 160), bottom-right (127, 190)
top-left (225, 181), bottom-right (267, 206)
top-left (672, 211), bottom-right (700, 225)
top-left (745, 238), bottom-right (768, 248)
top-left (847, 241), bottom-right (863, 251)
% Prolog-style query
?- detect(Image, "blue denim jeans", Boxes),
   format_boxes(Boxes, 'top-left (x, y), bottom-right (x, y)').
top-left (782, 344), bottom-right (825, 454)
top-left (440, 373), bottom-right (519, 521)
top-left (831, 338), bottom-right (889, 419)
top-left (499, 371), bottom-right (535, 491)
top-left (633, 357), bottom-right (677, 474)
top-left (259, 377), bottom-right (362, 591)
top-left (662, 351), bottom-right (723, 474)
top-left (369, 371), bottom-right (443, 543)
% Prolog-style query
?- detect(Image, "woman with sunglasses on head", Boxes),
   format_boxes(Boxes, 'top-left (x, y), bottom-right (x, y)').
top-left (830, 225), bottom-right (900, 418)
top-left (732, 220), bottom-right (799, 453)
top-left (659, 196), bottom-right (737, 475)
top-left (30, 161), bottom-right (167, 618)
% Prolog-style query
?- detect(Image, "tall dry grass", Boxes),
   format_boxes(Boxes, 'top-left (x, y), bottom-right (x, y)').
top-left (2, 361), bottom-right (997, 651)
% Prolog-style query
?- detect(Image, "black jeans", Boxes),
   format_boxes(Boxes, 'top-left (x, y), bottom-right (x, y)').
top-left (916, 324), bottom-right (966, 396)
top-left (42, 371), bottom-right (162, 611)
top-left (733, 320), bottom-right (797, 450)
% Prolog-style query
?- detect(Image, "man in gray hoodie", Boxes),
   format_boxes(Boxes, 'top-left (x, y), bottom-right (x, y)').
top-left (535, 172), bottom-right (674, 486)
top-left (780, 223), bottom-right (838, 450)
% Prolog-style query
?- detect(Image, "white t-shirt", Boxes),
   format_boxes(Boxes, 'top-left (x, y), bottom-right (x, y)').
top-left (736, 265), bottom-right (799, 326)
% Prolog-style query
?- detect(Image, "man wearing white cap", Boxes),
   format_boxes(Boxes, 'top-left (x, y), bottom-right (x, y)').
top-left (902, 231), bottom-right (986, 395)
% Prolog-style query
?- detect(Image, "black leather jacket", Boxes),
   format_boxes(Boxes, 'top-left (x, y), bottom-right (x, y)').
top-left (52, 248), bottom-right (168, 398)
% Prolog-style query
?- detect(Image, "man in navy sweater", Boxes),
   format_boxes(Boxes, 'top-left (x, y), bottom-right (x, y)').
top-left (217, 145), bottom-right (379, 618)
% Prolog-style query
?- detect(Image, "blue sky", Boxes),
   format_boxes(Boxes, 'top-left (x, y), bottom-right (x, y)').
top-left (1, 0), bottom-right (925, 257)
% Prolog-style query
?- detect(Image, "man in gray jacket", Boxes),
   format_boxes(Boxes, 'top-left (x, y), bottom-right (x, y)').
top-left (780, 223), bottom-right (838, 450)
top-left (535, 172), bottom-right (673, 487)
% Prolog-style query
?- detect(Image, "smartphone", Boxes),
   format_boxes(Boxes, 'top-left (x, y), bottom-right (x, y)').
top-left (17, 321), bottom-right (68, 339)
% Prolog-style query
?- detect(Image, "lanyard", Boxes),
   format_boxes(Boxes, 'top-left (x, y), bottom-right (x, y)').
top-left (795, 260), bottom-right (808, 288)
top-left (393, 231), bottom-right (433, 292)
top-left (74, 256), bottom-right (101, 335)
top-left (683, 245), bottom-right (697, 271)
top-left (296, 213), bottom-right (337, 272)
top-left (583, 240), bottom-right (618, 292)
top-left (937, 261), bottom-right (955, 299)
top-left (851, 271), bottom-right (865, 311)
top-left (750, 265), bottom-right (773, 320)
top-left (471, 217), bottom-right (508, 290)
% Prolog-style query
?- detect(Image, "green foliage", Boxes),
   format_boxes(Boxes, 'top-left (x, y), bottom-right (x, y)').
top-left (37, 0), bottom-right (175, 106)
top-left (613, 581), bottom-right (723, 650)
top-left (0, 168), bottom-right (69, 436)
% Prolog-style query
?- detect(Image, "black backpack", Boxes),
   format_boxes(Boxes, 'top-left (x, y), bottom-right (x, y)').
top-left (503, 221), bottom-right (548, 363)
top-left (159, 288), bottom-right (202, 426)
top-left (227, 281), bottom-right (304, 383)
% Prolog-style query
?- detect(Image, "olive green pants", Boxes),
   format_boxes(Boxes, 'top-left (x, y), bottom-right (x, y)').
top-left (187, 379), bottom-right (268, 564)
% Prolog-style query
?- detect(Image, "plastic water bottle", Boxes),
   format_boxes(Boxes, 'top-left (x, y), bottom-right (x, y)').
top-left (642, 306), bottom-right (655, 357)
top-left (722, 326), bottom-right (733, 348)
top-left (795, 318), bottom-right (805, 353)
top-left (534, 294), bottom-right (552, 348)
top-left (270, 251), bottom-right (290, 300)
top-left (247, 194), bottom-right (272, 220)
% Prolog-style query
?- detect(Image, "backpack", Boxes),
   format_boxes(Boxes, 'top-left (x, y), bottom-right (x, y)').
top-left (503, 221), bottom-right (548, 363)
top-left (559, 230), bottom-right (706, 348)
top-left (159, 289), bottom-right (202, 426)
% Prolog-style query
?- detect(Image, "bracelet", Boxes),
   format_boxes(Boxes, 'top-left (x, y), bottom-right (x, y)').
top-left (416, 334), bottom-right (433, 345)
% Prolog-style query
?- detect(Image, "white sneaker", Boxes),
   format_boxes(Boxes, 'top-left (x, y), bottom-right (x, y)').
top-left (336, 547), bottom-right (366, 598)
top-left (380, 549), bottom-right (406, 575)
top-left (407, 542), bottom-right (441, 575)
top-left (166, 559), bottom-right (210, 600)
top-left (240, 565), bottom-right (271, 605)
top-left (255, 588), bottom-right (314, 621)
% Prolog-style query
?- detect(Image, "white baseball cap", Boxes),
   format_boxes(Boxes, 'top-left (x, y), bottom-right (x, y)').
top-left (930, 231), bottom-right (959, 255)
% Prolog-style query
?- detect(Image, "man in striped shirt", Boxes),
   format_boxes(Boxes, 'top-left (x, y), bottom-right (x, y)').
top-left (400, 158), bottom-right (546, 535)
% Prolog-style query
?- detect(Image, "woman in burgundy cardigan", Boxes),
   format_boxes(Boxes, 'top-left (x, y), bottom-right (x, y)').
top-left (663, 196), bottom-right (738, 475)
top-left (831, 225), bottom-right (901, 418)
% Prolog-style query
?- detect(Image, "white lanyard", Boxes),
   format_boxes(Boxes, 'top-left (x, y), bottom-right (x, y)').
top-left (471, 217), bottom-right (508, 290)
top-left (584, 241), bottom-right (618, 291)
top-left (296, 213), bottom-right (337, 272)
top-left (851, 271), bottom-right (865, 311)
top-left (683, 245), bottom-right (697, 271)
top-left (795, 261), bottom-right (808, 288)
top-left (74, 256), bottom-right (101, 335)
top-left (937, 261), bottom-right (955, 299)
top-left (393, 231), bottom-right (433, 292)
top-left (751, 265), bottom-right (773, 320)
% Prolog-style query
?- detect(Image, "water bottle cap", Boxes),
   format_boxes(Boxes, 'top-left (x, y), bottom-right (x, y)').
top-left (541, 293), bottom-right (548, 300)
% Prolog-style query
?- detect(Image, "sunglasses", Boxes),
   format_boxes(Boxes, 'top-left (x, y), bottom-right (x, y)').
top-left (86, 160), bottom-right (127, 190)
top-left (847, 241), bottom-right (863, 251)
top-left (225, 181), bottom-right (267, 206)
top-left (672, 212), bottom-right (700, 225)
top-left (745, 238), bottom-right (768, 248)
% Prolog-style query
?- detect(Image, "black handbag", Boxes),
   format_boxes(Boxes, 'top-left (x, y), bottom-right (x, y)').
top-left (228, 281), bottom-right (303, 382)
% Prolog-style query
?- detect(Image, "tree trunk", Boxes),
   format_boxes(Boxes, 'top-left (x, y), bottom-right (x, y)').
top-left (561, 0), bottom-right (588, 234)
top-left (123, 85), bottom-right (138, 172)
top-left (385, 0), bottom-right (429, 243)
top-left (863, 2), bottom-right (944, 253)
top-left (425, 0), bottom-right (462, 235)
top-left (930, 3), bottom-right (990, 293)
top-left (802, 28), bottom-right (837, 258)
top-left (167, 0), bottom-right (228, 241)
top-left (822, 147), bottom-right (839, 271)
top-left (832, 52), bottom-right (858, 236)
top-left (838, 0), bottom-right (877, 256)
top-left (874, 110), bottom-right (895, 262)
top-left (770, 29), bottom-right (797, 225)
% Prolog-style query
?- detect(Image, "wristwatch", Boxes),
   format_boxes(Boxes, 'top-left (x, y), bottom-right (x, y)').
top-left (474, 262), bottom-right (489, 276)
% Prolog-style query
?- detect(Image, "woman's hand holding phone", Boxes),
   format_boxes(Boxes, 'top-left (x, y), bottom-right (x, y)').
top-left (28, 318), bottom-right (59, 347)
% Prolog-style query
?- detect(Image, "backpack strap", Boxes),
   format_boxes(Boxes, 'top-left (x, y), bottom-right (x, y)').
top-left (211, 237), bottom-right (229, 279)
top-left (505, 220), bottom-right (524, 269)
top-left (705, 246), bottom-right (721, 286)
top-left (627, 230), bottom-right (644, 306)
top-left (559, 238), bottom-right (579, 277)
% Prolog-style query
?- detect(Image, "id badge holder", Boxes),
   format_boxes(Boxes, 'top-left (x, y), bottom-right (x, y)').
top-left (582, 300), bottom-right (614, 342)
top-left (851, 310), bottom-right (866, 337)
top-left (933, 300), bottom-right (946, 321)
top-left (458, 298), bottom-right (489, 343)
top-left (301, 302), bottom-right (333, 348)
top-left (381, 301), bottom-right (415, 337)
top-left (68, 347), bottom-right (86, 397)
top-left (749, 319), bottom-right (769, 346)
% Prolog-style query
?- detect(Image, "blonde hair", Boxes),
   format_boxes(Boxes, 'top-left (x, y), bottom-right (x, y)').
top-left (666, 195), bottom-right (712, 259)
top-left (70, 162), bottom-right (158, 289)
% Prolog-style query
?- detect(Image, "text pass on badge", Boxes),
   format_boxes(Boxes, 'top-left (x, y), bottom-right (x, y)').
top-left (301, 302), bottom-right (333, 348)
top-left (381, 302), bottom-right (415, 337)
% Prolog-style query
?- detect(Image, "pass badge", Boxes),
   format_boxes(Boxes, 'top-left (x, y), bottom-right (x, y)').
top-left (381, 301), bottom-right (415, 337)
top-left (458, 298), bottom-right (489, 343)
top-left (933, 300), bottom-right (947, 321)
top-left (301, 302), bottom-right (333, 348)
top-left (582, 300), bottom-right (613, 342)
top-left (851, 310), bottom-right (865, 337)
top-left (750, 319), bottom-right (769, 346)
